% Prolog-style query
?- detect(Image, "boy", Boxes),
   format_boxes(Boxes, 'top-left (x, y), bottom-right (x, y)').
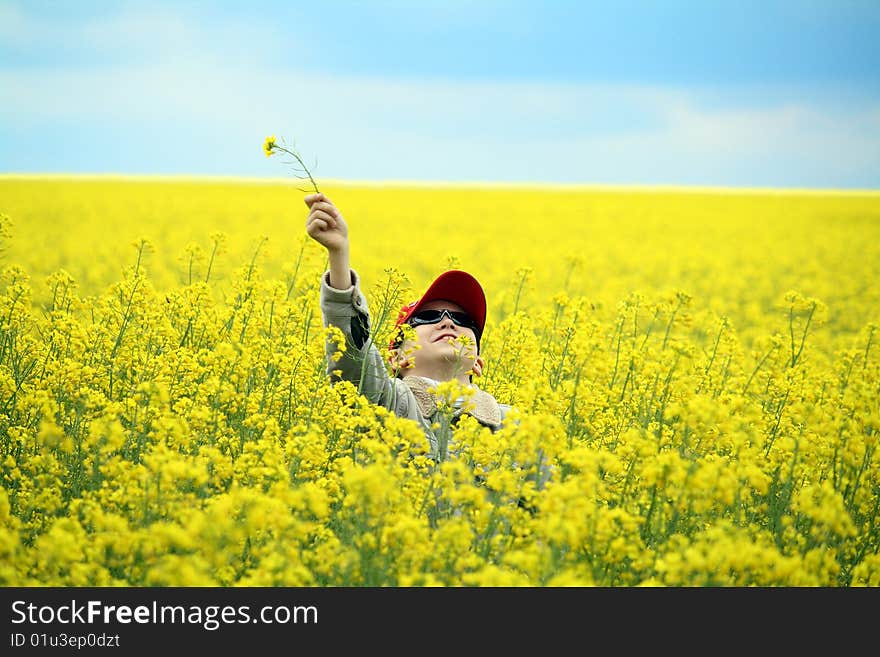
top-left (305, 192), bottom-right (512, 461)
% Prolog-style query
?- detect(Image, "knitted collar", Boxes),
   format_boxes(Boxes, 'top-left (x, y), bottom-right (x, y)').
top-left (402, 375), bottom-right (503, 429)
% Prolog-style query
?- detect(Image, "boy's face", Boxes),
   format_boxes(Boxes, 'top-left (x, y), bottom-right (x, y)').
top-left (397, 299), bottom-right (481, 376)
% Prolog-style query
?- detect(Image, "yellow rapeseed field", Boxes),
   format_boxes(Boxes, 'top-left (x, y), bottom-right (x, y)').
top-left (0, 174), bottom-right (878, 586)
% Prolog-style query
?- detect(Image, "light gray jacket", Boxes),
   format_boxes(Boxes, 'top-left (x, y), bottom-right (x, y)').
top-left (319, 269), bottom-right (512, 461)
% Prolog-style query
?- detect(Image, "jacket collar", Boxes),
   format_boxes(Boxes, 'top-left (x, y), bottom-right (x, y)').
top-left (402, 375), bottom-right (503, 429)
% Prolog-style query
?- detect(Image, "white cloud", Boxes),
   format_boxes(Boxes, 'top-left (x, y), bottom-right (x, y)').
top-left (1, 4), bottom-right (877, 187)
top-left (0, 3), bottom-right (288, 68)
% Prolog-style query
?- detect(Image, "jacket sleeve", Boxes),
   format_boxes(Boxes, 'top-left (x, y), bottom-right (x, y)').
top-left (319, 269), bottom-right (408, 412)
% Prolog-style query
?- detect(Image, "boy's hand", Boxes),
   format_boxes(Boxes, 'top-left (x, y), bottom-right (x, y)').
top-left (305, 193), bottom-right (349, 254)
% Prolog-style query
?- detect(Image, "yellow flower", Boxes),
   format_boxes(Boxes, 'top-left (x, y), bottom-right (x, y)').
top-left (263, 135), bottom-right (276, 156)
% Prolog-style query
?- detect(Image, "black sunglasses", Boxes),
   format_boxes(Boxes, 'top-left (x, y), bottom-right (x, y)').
top-left (408, 308), bottom-right (479, 332)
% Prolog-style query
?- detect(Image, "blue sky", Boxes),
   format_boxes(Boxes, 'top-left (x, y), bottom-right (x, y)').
top-left (1, 0), bottom-right (879, 188)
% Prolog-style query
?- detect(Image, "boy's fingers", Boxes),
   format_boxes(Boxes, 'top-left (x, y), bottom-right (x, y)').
top-left (307, 218), bottom-right (328, 233)
top-left (303, 192), bottom-right (325, 207)
top-left (314, 209), bottom-right (335, 223)
top-left (312, 201), bottom-right (339, 217)
top-left (308, 210), bottom-right (336, 228)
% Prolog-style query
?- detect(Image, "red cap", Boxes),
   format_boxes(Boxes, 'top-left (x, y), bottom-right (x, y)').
top-left (392, 270), bottom-right (487, 346)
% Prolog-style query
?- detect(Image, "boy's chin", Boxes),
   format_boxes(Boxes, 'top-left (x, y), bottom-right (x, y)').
top-left (438, 355), bottom-right (475, 371)
top-left (437, 346), bottom-right (475, 361)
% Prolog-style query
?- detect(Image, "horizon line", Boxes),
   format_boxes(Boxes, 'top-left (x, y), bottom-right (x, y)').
top-left (1, 172), bottom-right (878, 196)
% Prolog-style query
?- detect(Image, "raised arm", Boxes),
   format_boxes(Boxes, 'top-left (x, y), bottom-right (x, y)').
top-left (305, 192), bottom-right (351, 290)
top-left (305, 192), bottom-right (402, 411)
